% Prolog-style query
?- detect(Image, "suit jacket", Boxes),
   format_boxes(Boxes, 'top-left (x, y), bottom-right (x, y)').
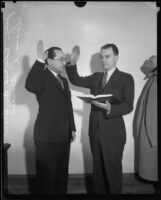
top-left (25, 61), bottom-right (76, 143)
top-left (66, 65), bottom-right (134, 143)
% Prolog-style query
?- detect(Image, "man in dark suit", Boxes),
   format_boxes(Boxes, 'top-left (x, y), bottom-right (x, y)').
top-left (65, 44), bottom-right (134, 194)
top-left (25, 41), bottom-right (76, 194)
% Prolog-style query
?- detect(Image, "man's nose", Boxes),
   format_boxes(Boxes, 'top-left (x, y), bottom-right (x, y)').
top-left (62, 59), bottom-right (66, 64)
top-left (101, 57), bottom-right (105, 62)
top-left (102, 58), bottom-right (106, 63)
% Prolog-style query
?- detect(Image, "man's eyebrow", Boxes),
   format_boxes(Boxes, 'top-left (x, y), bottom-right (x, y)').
top-left (100, 54), bottom-right (110, 57)
top-left (57, 56), bottom-right (65, 59)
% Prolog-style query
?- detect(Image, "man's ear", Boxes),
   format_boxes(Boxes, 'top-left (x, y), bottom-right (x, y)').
top-left (115, 55), bottom-right (119, 62)
top-left (47, 58), bottom-right (52, 65)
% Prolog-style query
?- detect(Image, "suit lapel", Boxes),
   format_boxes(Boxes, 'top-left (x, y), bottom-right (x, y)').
top-left (45, 69), bottom-right (66, 95)
top-left (102, 68), bottom-right (119, 91)
top-left (98, 73), bottom-right (105, 94)
top-left (61, 76), bottom-right (68, 95)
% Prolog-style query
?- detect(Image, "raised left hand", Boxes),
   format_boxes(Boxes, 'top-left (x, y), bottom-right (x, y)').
top-left (37, 40), bottom-right (48, 61)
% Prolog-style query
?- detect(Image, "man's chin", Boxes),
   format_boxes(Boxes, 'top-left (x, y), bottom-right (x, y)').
top-left (59, 66), bottom-right (64, 72)
top-left (103, 65), bottom-right (110, 70)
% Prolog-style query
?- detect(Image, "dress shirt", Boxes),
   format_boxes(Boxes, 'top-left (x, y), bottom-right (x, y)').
top-left (104, 67), bottom-right (116, 83)
top-left (104, 67), bottom-right (116, 115)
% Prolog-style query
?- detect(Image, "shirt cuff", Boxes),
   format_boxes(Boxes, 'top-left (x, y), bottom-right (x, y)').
top-left (66, 62), bottom-right (71, 66)
top-left (37, 57), bottom-right (45, 63)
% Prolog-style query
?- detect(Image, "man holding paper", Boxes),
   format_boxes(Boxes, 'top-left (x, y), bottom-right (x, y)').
top-left (65, 44), bottom-right (134, 194)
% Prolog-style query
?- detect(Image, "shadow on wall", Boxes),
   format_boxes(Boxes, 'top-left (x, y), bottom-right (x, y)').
top-left (83, 52), bottom-right (102, 178)
top-left (66, 52), bottom-right (102, 193)
top-left (13, 55), bottom-right (38, 193)
top-left (64, 68), bottom-right (92, 175)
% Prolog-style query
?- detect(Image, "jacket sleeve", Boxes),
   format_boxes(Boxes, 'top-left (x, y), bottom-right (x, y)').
top-left (65, 65), bottom-right (94, 89)
top-left (106, 74), bottom-right (135, 118)
top-left (145, 76), bottom-right (157, 147)
top-left (66, 81), bottom-right (76, 132)
top-left (25, 60), bottom-right (45, 94)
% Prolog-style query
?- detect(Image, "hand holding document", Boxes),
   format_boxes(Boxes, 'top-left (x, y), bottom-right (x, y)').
top-left (77, 94), bottom-right (119, 104)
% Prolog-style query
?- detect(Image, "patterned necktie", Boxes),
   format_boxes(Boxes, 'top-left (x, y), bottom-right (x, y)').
top-left (102, 70), bottom-right (108, 88)
top-left (57, 74), bottom-right (64, 90)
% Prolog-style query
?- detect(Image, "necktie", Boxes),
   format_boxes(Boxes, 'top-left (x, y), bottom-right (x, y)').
top-left (102, 70), bottom-right (108, 88)
top-left (57, 74), bottom-right (64, 90)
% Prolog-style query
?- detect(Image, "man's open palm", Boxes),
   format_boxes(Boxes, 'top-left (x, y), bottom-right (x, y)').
top-left (70, 45), bottom-right (80, 64)
top-left (37, 40), bottom-right (48, 60)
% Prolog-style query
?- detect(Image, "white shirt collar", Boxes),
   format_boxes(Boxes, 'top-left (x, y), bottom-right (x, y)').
top-left (104, 67), bottom-right (116, 80)
top-left (50, 70), bottom-right (58, 77)
top-left (37, 58), bottom-right (59, 77)
top-left (48, 68), bottom-right (58, 77)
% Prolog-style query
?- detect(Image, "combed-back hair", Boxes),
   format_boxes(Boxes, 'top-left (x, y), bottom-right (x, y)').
top-left (45, 47), bottom-right (62, 64)
top-left (101, 44), bottom-right (119, 55)
top-left (46, 47), bottom-right (62, 59)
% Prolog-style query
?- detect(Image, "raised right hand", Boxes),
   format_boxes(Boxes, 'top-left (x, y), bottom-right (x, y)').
top-left (37, 40), bottom-right (48, 61)
top-left (70, 45), bottom-right (80, 65)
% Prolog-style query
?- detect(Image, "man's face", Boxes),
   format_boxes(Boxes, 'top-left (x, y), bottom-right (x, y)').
top-left (141, 55), bottom-right (157, 75)
top-left (99, 48), bottom-right (118, 70)
top-left (48, 50), bottom-right (66, 73)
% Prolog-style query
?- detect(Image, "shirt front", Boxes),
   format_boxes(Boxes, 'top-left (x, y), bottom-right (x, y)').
top-left (104, 67), bottom-right (116, 83)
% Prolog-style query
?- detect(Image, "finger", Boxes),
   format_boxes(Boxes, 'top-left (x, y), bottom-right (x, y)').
top-left (105, 100), bottom-right (109, 104)
top-left (38, 41), bottom-right (44, 53)
top-left (74, 46), bottom-right (80, 51)
top-left (94, 101), bottom-right (100, 104)
top-left (92, 101), bottom-right (98, 106)
top-left (73, 46), bottom-right (80, 54)
top-left (73, 45), bottom-right (79, 50)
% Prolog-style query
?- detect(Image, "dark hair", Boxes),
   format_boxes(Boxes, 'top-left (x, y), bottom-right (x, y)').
top-left (46, 47), bottom-right (62, 60)
top-left (151, 67), bottom-right (157, 72)
top-left (45, 47), bottom-right (62, 65)
top-left (101, 44), bottom-right (119, 55)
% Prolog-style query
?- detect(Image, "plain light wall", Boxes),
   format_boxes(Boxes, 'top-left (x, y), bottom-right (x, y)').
top-left (3, 2), bottom-right (157, 175)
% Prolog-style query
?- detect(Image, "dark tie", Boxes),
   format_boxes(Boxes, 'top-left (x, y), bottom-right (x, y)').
top-left (57, 74), bottom-right (64, 90)
top-left (102, 70), bottom-right (108, 88)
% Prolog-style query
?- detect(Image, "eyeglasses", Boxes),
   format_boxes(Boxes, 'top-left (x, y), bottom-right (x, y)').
top-left (54, 58), bottom-right (66, 63)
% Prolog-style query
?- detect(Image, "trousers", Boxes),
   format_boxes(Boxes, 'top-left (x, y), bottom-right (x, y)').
top-left (90, 125), bottom-right (125, 194)
top-left (35, 139), bottom-right (71, 194)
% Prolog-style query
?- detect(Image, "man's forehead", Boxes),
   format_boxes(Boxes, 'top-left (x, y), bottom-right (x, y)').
top-left (55, 50), bottom-right (65, 57)
top-left (100, 48), bottom-right (113, 55)
top-left (149, 55), bottom-right (157, 60)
